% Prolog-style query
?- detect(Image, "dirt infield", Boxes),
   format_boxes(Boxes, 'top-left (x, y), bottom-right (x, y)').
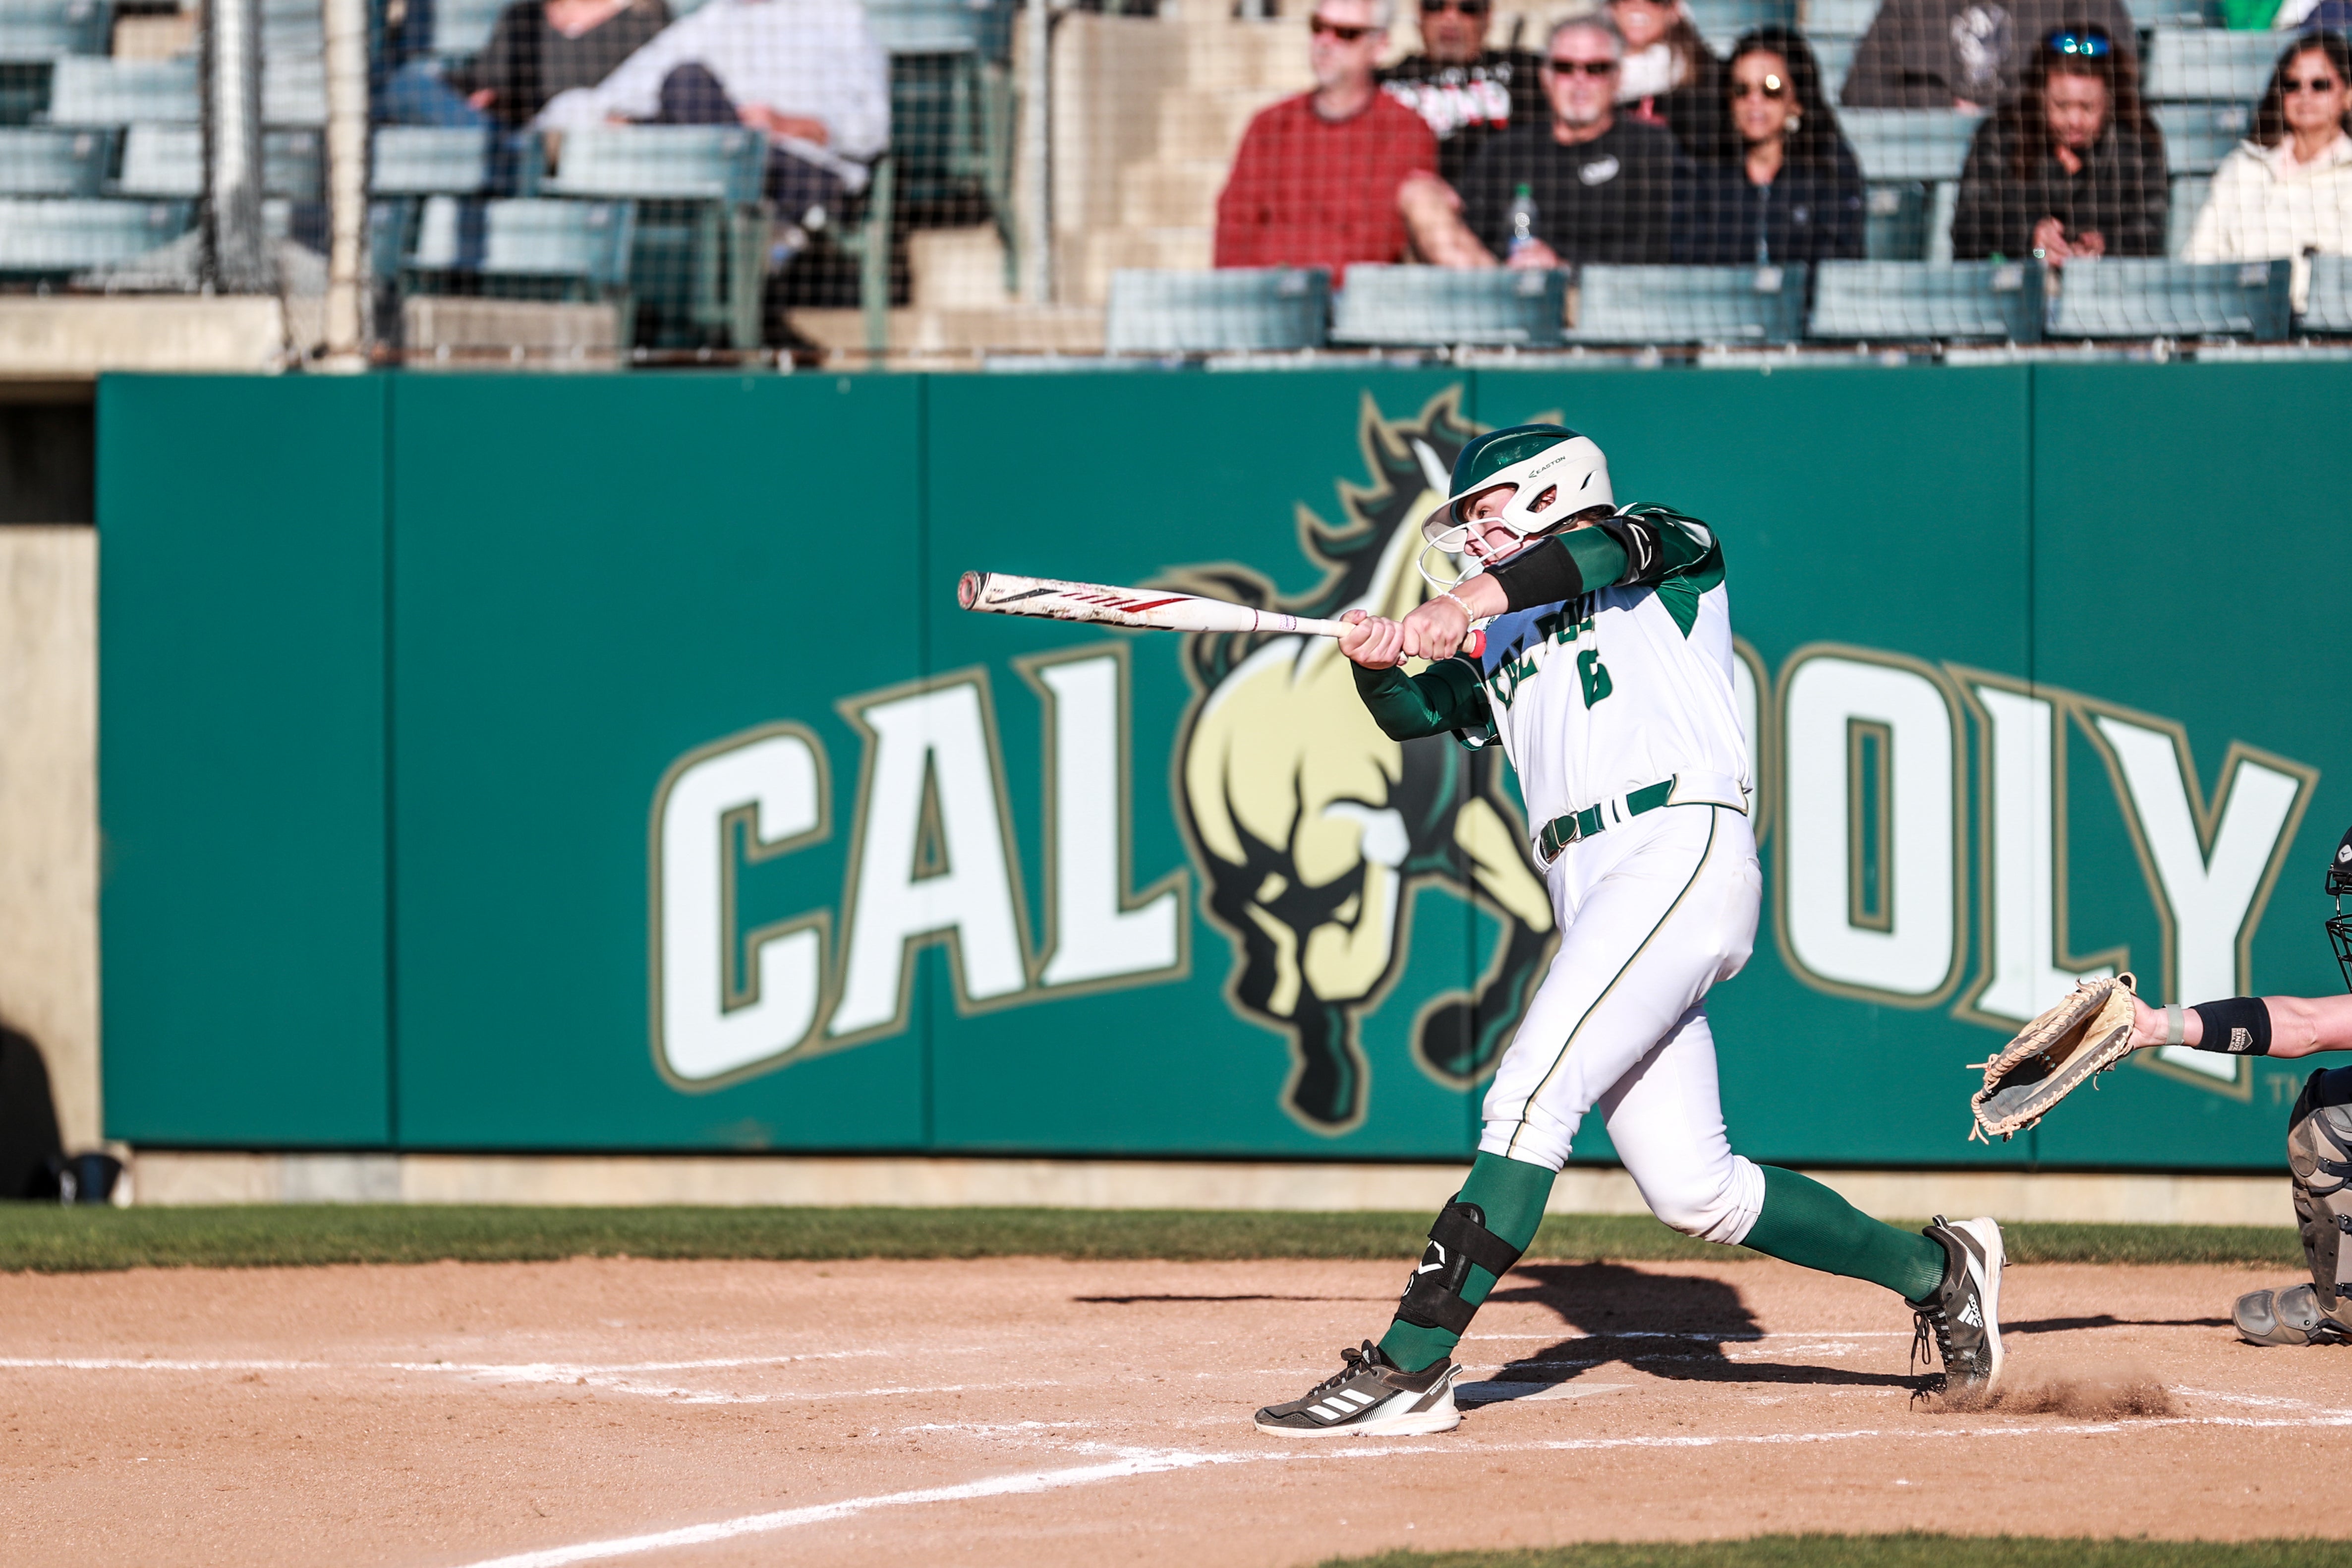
top-left (2, 1254), bottom-right (2347, 1567)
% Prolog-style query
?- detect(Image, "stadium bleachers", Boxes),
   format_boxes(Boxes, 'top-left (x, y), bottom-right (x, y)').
top-left (1330, 264), bottom-right (1568, 348)
top-left (2046, 256), bottom-right (2292, 340)
top-left (1808, 259), bottom-right (2044, 342)
top-left (1105, 265), bottom-right (1328, 354)
top-left (1565, 264), bottom-right (1809, 346)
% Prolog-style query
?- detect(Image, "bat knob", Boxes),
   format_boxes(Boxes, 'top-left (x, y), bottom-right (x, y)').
top-left (957, 571), bottom-right (984, 611)
top-left (1463, 628), bottom-right (1485, 659)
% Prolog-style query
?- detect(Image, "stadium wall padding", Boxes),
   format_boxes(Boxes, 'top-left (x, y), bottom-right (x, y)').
top-left (94, 364), bottom-right (2352, 1168)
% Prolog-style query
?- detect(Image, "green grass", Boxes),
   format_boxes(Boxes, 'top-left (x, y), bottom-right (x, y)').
top-left (1323, 1539), bottom-right (2343, 1568)
top-left (0, 1203), bottom-right (2304, 1273)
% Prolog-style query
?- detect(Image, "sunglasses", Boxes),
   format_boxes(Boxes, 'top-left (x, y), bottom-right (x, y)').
top-left (1421, 0), bottom-right (1490, 14)
top-left (1545, 58), bottom-right (1619, 76)
top-left (1309, 16), bottom-right (1375, 39)
top-left (2046, 28), bottom-right (2111, 57)
top-left (1730, 75), bottom-right (1788, 98)
top-left (2285, 74), bottom-right (2344, 93)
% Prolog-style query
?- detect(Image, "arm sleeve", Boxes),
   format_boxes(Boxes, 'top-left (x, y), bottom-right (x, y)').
top-left (1351, 658), bottom-right (1492, 742)
top-left (1486, 526), bottom-right (1629, 611)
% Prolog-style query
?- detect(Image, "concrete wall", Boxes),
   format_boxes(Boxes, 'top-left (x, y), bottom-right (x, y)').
top-left (0, 526), bottom-right (98, 1151)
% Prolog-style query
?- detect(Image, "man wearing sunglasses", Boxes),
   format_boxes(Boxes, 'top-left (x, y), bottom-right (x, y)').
top-left (1377, 0), bottom-right (1548, 185)
top-left (1839, 0), bottom-right (2134, 110)
top-left (1400, 14), bottom-right (1678, 269)
top-left (1215, 0), bottom-right (1439, 281)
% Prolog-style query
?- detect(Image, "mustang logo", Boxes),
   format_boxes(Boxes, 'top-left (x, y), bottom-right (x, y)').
top-left (1169, 389), bottom-right (1557, 1133)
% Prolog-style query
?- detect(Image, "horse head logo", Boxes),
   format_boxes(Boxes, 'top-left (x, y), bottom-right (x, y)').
top-left (1168, 388), bottom-right (1558, 1134)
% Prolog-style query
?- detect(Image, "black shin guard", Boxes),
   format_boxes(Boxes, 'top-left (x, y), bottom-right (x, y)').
top-left (1394, 1198), bottom-right (1526, 1335)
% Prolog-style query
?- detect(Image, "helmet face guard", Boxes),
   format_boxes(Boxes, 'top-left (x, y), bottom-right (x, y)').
top-left (1416, 426), bottom-right (1613, 589)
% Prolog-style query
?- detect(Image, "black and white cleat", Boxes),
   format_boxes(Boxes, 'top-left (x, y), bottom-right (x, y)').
top-left (1253, 1340), bottom-right (1462, 1437)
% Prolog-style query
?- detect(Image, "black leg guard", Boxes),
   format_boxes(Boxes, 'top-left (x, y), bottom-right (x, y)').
top-left (1394, 1197), bottom-right (1527, 1335)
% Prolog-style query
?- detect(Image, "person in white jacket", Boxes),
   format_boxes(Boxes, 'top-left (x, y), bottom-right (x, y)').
top-left (532, 0), bottom-right (890, 219)
top-left (2184, 32), bottom-right (2352, 309)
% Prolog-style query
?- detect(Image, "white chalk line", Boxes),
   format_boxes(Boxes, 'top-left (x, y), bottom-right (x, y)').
top-left (437, 1405), bottom-right (2352, 1568)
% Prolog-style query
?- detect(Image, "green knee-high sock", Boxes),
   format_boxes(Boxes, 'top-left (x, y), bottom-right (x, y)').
top-left (1377, 1152), bottom-right (1555, 1373)
top-left (1741, 1165), bottom-right (1947, 1302)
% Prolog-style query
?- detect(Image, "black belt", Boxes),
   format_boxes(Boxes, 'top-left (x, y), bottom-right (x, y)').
top-left (1534, 779), bottom-right (1676, 865)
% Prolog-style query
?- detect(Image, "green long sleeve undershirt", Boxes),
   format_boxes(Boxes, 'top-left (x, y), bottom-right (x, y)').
top-left (1351, 657), bottom-right (1490, 742)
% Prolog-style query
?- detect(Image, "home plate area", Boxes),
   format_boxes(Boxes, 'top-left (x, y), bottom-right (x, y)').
top-left (2, 1254), bottom-right (2345, 1567)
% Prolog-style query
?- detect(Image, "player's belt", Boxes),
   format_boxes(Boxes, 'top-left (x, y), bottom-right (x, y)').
top-left (1532, 773), bottom-right (1749, 867)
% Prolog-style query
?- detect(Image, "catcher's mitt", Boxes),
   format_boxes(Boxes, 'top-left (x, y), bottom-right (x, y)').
top-left (1969, 973), bottom-right (2139, 1142)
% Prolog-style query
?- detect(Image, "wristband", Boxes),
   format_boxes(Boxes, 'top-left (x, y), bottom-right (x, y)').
top-left (1438, 588), bottom-right (1474, 619)
top-left (2188, 996), bottom-right (2272, 1055)
top-left (2165, 1004), bottom-right (2185, 1049)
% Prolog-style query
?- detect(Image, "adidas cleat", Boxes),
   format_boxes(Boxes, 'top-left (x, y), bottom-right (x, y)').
top-left (1910, 1215), bottom-right (2005, 1393)
top-left (1253, 1340), bottom-right (1462, 1437)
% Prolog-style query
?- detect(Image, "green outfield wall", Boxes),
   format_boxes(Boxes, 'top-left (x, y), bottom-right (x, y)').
top-left (93, 363), bottom-right (2352, 1169)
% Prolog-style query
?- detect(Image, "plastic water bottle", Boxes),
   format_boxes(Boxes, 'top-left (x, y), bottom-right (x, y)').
top-left (1506, 183), bottom-right (1537, 258)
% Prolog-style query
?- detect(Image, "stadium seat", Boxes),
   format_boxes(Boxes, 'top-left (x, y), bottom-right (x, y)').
top-left (44, 56), bottom-right (197, 124)
top-left (371, 125), bottom-right (498, 196)
top-left (260, 0), bottom-right (322, 54)
top-left (0, 123), bottom-right (110, 195)
top-left (0, 195), bottom-right (189, 272)
top-left (1806, 259), bottom-right (2045, 341)
top-left (2154, 101), bottom-right (2253, 175)
top-left (2121, 0), bottom-right (2215, 24)
top-left (1811, 35), bottom-right (1857, 97)
top-left (2143, 28), bottom-right (2285, 104)
top-left (2046, 256), bottom-right (2291, 339)
top-left (1330, 264), bottom-right (1566, 347)
top-left (1842, 109), bottom-right (1981, 260)
top-left (543, 123), bottom-right (764, 348)
top-left (1686, 0), bottom-right (1798, 35)
top-left (263, 54), bottom-right (325, 126)
top-left (1800, 0), bottom-right (1878, 34)
top-left (404, 195), bottom-right (634, 290)
top-left (115, 124), bottom-right (323, 199)
top-left (2302, 255), bottom-right (2352, 334)
top-left (543, 124), bottom-right (765, 205)
top-left (2165, 172), bottom-right (2210, 258)
top-left (1104, 267), bottom-right (1330, 354)
top-left (0, 0), bottom-right (109, 61)
top-left (865, 0), bottom-right (995, 55)
top-left (426, 0), bottom-right (508, 59)
top-left (1565, 264), bottom-right (1810, 345)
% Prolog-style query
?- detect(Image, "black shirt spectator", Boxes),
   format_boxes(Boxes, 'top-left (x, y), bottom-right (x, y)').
top-left (1678, 28), bottom-right (1866, 264)
top-left (1839, 0), bottom-right (2137, 110)
top-left (1461, 116), bottom-right (1681, 263)
top-left (1949, 26), bottom-right (2168, 261)
top-left (1380, 49), bottom-right (1550, 185)
top-left (452, 0), bottom-right (671, 127)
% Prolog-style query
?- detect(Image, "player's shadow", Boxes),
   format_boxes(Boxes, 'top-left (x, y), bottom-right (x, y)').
top-left (2005, 1312), bottom-right (2234, 1334)
top-left (1071, 1293), bottom-right (1391, 1305)
top-left (1463, 1261), bottom-right (1926, 1405)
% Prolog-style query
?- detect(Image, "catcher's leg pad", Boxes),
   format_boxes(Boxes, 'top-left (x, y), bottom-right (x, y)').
top-left (2234, 1283), bottom-right (2352, 1346)
top-left (1394, 1198), bottom-right (1525, 1335)
top-left (2289, 1066), bottom-right (2352, 1310)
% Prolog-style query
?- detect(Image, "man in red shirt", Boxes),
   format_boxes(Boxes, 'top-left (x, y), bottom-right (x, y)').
top-left (1213, 0), bottom-right (1438, 281)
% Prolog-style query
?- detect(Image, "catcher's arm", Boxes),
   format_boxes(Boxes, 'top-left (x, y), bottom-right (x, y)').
top-left (2124, 991), bottom-right (2352, 1059)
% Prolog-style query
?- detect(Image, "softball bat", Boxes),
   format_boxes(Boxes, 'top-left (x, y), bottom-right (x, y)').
top-left (956, 571), bottom-right (1485, 658)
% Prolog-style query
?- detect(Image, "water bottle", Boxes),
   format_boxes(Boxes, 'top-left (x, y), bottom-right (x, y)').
top-left (1506, 183), bottom-right (1538, 258)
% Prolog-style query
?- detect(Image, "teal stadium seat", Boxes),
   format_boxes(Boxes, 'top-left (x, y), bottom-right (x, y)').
top-left (2122, 0), bottom-right (2215, 24)
top-left (0, 123), bottom-right (110, 193)
top-left (1806, 259), bottom-right (2045, 340)
top-left (1565, 263), bottom-right (1810, 345)
top-left (2302, 255), bottom-right (2352, 334)
top-left (0, 194), bottom-right (189, 272)
top-left (1841, 108), bottom-right (1981, 260)
top-left (1810, 35), bottom-right (1857, 97)
top-left (2143, 28), bottom-right (2287, 103)
top-left (1104, 267), bottom-right (1330, 354)
top-left (429, 0), bottom-right (508, 59)
top-left (543, 123), bottom-right (765, 348)
top-left (115, 123), bottom-right (322, 198)
top-left (405, 195), bottom-right (634, 290)
top-left (1330, 264), bottom-right (1567, 347)
top-left (0, 0), bottom-right (108, 60)
top-left (2155, 101), bottom-right (2253, 175)
top-left (1800, 0), bottom-right (1878, 36)
top-left (1686, 0), bottom-right (1798, 35)
top-left (2166, 172), bottom-right (2210, 257)
top-left (2046, 256), bottom-right (2290, 339)
top-left (371, 125), bottom-right (497, 196)
top-left (44, 56), bottom-right (196, 123)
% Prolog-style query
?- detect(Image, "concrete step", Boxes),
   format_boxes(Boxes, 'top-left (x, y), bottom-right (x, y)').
top-left (1119, 158), bottom-right (1230, 231)
top-left (1154, 84), bottom-right (1292, 167)
top-left (909, 225), bottom-right (1013, 311)
top-left (1067, 226), bottom-right (1214, 307)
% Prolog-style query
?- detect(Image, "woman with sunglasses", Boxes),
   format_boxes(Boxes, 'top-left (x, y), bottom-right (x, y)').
top-left (1677, 28), bottom-right (1864, 265)
top-left (1605, 0), bottom-right (1728, 157)
top-left (2185, 34), bottom-right (2352, 308)
top-left (1377, 0), bottom-right (1549, 186)
top-left (1950, 25), bottom-right (2167, 264)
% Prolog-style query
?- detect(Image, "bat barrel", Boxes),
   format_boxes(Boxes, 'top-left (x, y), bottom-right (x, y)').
top-left (957, 571), bottom-right (985, 611)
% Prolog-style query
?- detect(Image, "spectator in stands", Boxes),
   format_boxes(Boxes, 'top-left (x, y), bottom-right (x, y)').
top-left (1679, 28), bottom-right (1867, 264)
top-left (1214, 0), bottom-right (1440, 280)
top-left (1839, 0), bottom-right (2136, 111)
top-left (1950, 25), bottom-right (2167, 263)
top-left (453, 0), bottom-right (672, 128)
top-left (1607, 0), bottom-right (1727, 157)
top-left (1400, 14), bottom-right (1680, 267)
top-left (1377, 0), bottom-right (1548, 185)
top-left (532, 0), bottom-right (890, 229)
top-left (2185, 34), bottom-right (2352, 308)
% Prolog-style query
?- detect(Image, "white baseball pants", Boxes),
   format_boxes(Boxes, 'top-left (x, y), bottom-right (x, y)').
top-left (1479, 803), bottom-right (1767, 1246)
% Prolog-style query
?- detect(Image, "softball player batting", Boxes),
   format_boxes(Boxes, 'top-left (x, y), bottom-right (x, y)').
top-left (1256, 423), bottom-right (2005, 1437)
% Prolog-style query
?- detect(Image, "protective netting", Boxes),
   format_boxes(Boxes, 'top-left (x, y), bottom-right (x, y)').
top-left (1, 0), bottom-right (2346, 361)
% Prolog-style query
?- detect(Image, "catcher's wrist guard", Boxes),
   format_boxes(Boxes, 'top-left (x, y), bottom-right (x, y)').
top-left (1970, 973), bottom-right (2138, 1142)
top-left (2190, 996), bottom-right (2272, 1055)
top-left (1395, 1198), bottom-right (1524, 1334)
